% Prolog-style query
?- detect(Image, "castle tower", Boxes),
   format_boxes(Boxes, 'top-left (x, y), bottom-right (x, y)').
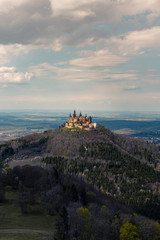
top-left (73, 110), bottom-right (76, 118)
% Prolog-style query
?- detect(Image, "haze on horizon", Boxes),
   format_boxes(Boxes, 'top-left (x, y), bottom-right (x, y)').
top-left (0, 0), bottom-right (160, 111)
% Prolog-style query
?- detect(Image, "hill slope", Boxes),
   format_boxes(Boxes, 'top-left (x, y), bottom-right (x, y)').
top-left (0, 126), bottom-right (160, 220)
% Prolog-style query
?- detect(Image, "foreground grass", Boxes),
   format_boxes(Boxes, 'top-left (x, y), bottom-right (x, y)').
top-left (0, 187), bottom-right (56, 240)
top-left (0, 232), bottom-right (48, 240)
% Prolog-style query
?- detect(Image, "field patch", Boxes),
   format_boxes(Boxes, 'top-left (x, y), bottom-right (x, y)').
top-left (0, 188), bottom-right (56, 240)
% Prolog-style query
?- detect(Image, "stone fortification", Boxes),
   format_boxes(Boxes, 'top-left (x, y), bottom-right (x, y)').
top-left (65, 110), bottom-right (96, 130)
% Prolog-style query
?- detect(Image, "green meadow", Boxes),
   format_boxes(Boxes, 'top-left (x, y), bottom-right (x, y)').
top-left (0, 187), bottom-right (56, 240)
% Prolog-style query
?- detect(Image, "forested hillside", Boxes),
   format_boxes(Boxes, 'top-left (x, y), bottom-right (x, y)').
top-left (0, 165), bottom-right (160, 240)
top-left (0, 126), bottom-right (160, 222)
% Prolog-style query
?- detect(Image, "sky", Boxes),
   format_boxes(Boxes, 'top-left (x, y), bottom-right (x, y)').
top-left (0, 0), bottom-right (160, 111)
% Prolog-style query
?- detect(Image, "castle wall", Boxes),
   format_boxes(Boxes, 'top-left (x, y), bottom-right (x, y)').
top-left (65, 111), bottom-right (95, 130)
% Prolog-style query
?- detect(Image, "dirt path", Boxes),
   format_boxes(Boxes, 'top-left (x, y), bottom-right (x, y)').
top-left (0, 228), bottom-right (52, 234)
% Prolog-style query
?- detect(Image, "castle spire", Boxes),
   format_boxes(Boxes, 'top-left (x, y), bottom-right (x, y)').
top-left (73, 109), bottom-right (76, 117)
top-left (89, 116), bottom-right (92, 123)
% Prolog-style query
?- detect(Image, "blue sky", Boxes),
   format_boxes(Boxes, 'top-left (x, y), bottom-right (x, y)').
top-left (0, 0), bottom-right (160, 111)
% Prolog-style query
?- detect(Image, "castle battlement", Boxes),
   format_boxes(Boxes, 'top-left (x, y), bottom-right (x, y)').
top-left (65, 110), bottom-right (96, 130)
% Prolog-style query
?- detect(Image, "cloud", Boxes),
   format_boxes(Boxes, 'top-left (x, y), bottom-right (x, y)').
top-left (110, 73), bottom-right (137, 80)
top-left (123, 86), bottom-right (141, 91)
top-left (0, 0), bottom-right (52, 45)
top-left (152, 96), bottom-right (160, 99)
top-left (30, 62), bottom-right (108, 82)
top-left (0, 0), bottom-right (160, 111)
top-left (0, 0), bottom-right (26, 13)
top-left (0, 93), bottom-right (111, 105)
top-left (0, 0), bottom-right (159, 48)
top-left (109, 26), bottom-right (160, 55)
top-left (49, 0), bottom-right (160, 21)
top-left (70, 49), bottom-right (128, 67)
top-left (0, 44), bottom-right (37, 65)
top-left (0, 66), bottom-right (33, 83)
top-left (49, 0), bottom-right (96, 18)
top-left (30, 62), bottom-right (139, 87)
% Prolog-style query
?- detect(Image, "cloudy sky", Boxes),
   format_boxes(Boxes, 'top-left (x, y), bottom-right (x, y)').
top-left (0, 0), bottom-right (160, 111)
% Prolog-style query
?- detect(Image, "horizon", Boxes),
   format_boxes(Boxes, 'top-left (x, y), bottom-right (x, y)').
top-left (0, 109), bottom-right (160, 114)
top-left (1, 109), bottom-right (160, 121)
top-left (1, 108), bottom-right (160, 143)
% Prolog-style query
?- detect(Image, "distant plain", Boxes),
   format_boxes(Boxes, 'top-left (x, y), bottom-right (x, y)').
top-left (1, 110), bottom-right (160, 143)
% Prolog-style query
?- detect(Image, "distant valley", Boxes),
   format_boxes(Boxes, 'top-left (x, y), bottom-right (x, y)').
top-left (1, 111), bottom-right (160, 143)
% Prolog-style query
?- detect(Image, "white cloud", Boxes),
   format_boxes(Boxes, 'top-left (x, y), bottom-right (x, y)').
top-left (31, 62), bottom-right (109, 82)
top-left (0, 66), bottom-right (33, 83)
top-left (110, 73), bottom-right (138, 80)
top-left (0, 44), bottom-right (37, 65)
top-left (0, 93), bottom-right (111, 107)
top-left (49, 0), bottom-right (96, 18)
top-left (51, 39), bottom-right (63, 52)
top-left (108, 26), bottom-right (160, 55)
top-left (70, 49), bottom-right (128, 67)
top-left (0, 0), bottom-right (27, 13)
top-left (2, 84), bottom-right (9, 88)
top-left (152, 96), bottom-right (160, 99)
top-left (30, 62), bottom-right (138, 84)
top-left (123, 85), bottom-right (140, 91)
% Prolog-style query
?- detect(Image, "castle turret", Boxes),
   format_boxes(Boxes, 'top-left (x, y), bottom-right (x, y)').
top-left (73, 110), bottom-right (76, 118)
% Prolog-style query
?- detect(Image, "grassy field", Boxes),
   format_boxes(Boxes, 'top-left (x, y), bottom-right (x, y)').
top-left (0, 232), bottom-right (48, 240)
top-left (0, 187), bottom-right (56, 240)
top-left (113, 128), bottom-right (139, 135)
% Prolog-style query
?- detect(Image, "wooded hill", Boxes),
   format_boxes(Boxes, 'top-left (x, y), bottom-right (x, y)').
top-left (0, 125), bottom-right (160, 222)
top-left (1, 165), bottom-right (160, 240)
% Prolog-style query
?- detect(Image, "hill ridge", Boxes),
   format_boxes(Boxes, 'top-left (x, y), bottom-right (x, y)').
top-left (0, 126), bottom-right (160, 220)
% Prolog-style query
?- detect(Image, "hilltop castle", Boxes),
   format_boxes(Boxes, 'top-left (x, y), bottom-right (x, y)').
top-left (65, 110), bottom-right (96, 130)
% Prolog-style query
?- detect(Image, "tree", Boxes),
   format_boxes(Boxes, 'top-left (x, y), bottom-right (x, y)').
top-left (76, 207), bottom-right (91, 240)
top-left (54, 207), bottom-right (69, 240)
top-left (120, 222), bottom-right (141, 240)
top-left (0, 169), bottom-right (5, 202)
top-left (154, 222), bottom-right (160, 240)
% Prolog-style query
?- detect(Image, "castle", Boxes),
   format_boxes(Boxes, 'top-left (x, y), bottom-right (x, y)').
top-left (65, 110), bottom-right (96, 130)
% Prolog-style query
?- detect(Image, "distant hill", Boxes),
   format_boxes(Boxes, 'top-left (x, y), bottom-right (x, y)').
top-left (0, 126), bottom-right (160, 220)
